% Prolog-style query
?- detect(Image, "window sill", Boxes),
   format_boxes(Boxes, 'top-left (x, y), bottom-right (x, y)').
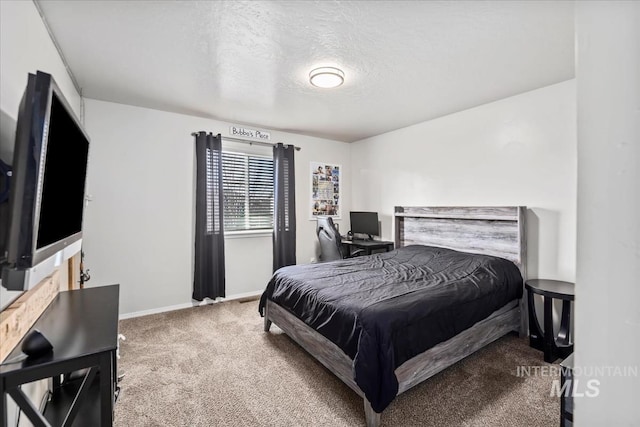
top-left (224, 230), bottom-right (273, 239)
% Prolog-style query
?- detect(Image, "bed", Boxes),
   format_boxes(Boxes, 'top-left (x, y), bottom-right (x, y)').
top-left (259, 206), bottom-right (527, 426)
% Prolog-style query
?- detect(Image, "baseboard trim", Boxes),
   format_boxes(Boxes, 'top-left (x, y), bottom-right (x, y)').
top-left (119, 290), bottom-right (263, 320)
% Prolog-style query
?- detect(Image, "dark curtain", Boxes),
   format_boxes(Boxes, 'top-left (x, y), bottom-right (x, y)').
top-left (273, 143), bottom-right (296, 271)
top-left (193, 132), bottom-right (225, 300)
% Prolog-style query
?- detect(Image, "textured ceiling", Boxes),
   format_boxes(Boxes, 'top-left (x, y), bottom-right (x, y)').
top-left (37, 0), bottom-right (575, 142)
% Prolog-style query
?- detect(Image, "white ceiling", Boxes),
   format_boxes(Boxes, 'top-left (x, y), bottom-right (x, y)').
top-left (37, 0), bottom-right (575, 142)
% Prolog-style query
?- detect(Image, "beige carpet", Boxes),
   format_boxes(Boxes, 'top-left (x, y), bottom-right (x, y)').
top-left (115, 299), bottom-right (559, 426)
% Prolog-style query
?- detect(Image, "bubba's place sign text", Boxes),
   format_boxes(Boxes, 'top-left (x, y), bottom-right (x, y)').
top-left (229, 126), bottom-right (271, 141)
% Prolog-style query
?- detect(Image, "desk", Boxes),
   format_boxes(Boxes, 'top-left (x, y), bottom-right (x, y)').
top-left (1, 285), bottom-right (120, 427)
top-left (525, 279), bottom-right (574, 363)
top-left (341, 239), bottom-right (394, 256)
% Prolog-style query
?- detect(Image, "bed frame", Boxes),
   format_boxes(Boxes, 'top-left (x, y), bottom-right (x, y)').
top-left (264, 206), bottom-right (527, 427)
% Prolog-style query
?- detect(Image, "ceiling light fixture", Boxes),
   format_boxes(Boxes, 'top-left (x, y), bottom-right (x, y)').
top-left (309, 67), bottom-right (345, 88)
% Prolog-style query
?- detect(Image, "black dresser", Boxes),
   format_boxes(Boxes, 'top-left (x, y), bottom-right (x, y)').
top-left (1, 285), bottom-right (120, 426)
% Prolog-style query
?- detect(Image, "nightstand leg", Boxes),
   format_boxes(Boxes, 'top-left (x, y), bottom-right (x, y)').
top-left (527, 289), bottom-right (544, 351)
top-left (543, 296), bottom-right (555, 363)
top-left (556, 300), bottom-right (573, 359)
top-left (557, 300), bottom-right (571, 345)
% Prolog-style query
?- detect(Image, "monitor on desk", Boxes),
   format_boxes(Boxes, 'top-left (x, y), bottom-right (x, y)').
top-left (349, 211), bottom-right (379, 240)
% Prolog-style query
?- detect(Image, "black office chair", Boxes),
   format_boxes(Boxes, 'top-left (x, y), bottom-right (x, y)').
top-left (316, 216), bottom-right (364, 262)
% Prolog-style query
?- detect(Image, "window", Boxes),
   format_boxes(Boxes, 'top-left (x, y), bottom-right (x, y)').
top-left (221, 151), bottom-right (274, 232)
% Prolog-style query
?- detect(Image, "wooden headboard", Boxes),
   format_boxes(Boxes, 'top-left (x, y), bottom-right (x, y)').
top-left (394, 206), bottom-right (527, 279)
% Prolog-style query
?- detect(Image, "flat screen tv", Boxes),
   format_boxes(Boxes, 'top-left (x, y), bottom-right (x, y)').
top-left (1, 71), bottom-right (90, 291)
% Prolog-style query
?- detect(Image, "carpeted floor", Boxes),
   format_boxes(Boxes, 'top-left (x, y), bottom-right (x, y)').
top-left (115, 299), bottom-right (559, 426)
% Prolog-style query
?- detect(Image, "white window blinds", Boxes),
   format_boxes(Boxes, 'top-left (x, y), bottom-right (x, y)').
top-left (205, 147), bottom-right (222, 234)
top-left (222, 152), bottom-right (274, 231)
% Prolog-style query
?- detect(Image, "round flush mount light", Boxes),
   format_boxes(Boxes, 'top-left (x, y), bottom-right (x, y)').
top-left (309, 67), bottom-right (345, 88)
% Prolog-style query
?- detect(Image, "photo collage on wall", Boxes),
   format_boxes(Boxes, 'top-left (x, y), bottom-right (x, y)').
top-left (311, 162), bottom-right (341, 219)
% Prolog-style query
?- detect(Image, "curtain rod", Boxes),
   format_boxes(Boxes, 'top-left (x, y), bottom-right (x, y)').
top-left (191, 133), bottom-right (301, 151)
top-left (224, 136), bottom-right (302, 151)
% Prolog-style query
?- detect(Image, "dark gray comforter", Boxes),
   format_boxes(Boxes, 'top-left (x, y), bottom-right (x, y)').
top-left (259, 245), bottom-right (523, 413)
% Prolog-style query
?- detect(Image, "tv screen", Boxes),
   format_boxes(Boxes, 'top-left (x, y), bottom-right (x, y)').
top-left (1, 71), bottom-right (89, 291)
top-left (350, 211), bottom-right (379, 239)
top-left (36, 93), bottom-right (89, 250)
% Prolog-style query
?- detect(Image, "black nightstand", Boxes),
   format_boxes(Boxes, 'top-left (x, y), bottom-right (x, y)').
top-left (525, 279), bottom-right (574, 363)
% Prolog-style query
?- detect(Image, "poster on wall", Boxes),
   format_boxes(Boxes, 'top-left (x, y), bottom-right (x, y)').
top-left (310, 162), bottom-right (341, 219)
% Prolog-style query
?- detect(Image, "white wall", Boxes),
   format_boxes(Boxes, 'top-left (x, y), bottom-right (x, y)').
top-left (574, 2), bottom-right (640, 424)
top-left (0, 0), bottom-right (80, 151)
top-left (350, 80), bottom-right (577, 282)
top-left (82, 99), bottom-right (350, 316)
